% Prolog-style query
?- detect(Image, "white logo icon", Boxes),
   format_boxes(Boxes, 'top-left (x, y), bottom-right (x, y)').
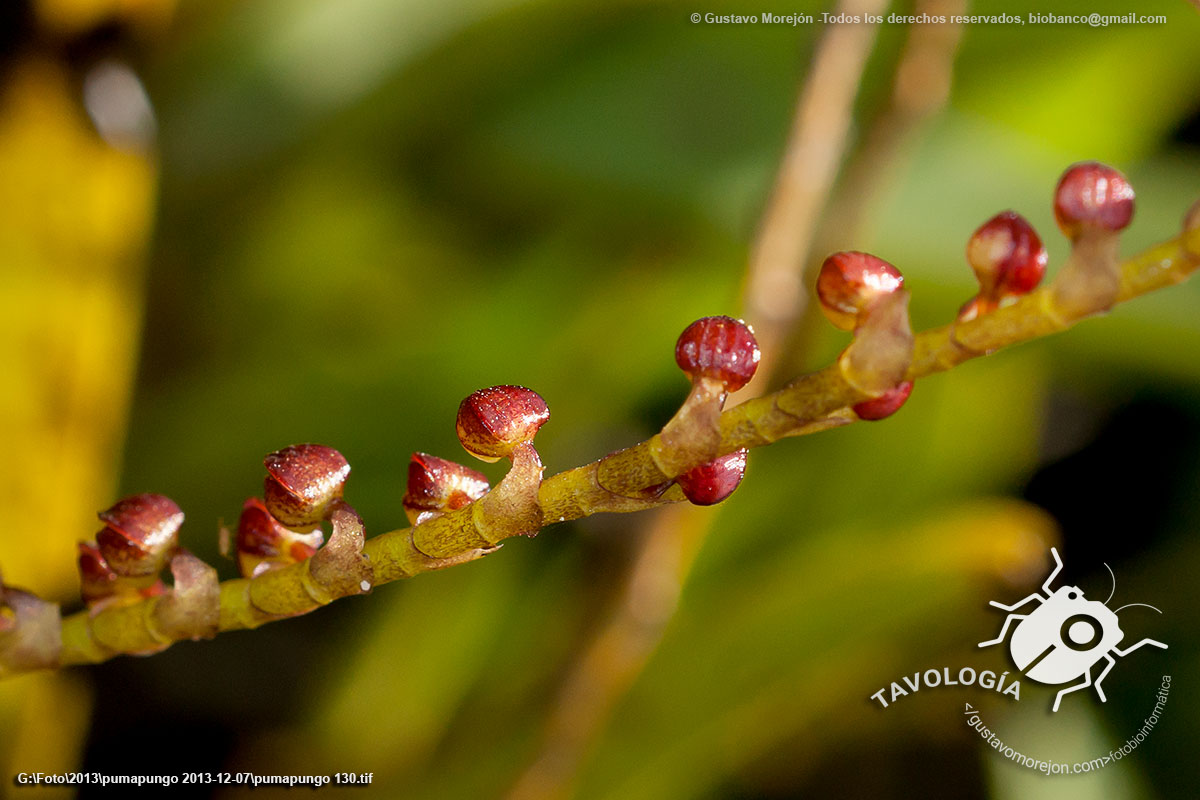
top-left (978, 547), bottom-right (1166, 712)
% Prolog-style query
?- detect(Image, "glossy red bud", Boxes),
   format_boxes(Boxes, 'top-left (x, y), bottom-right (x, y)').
top-left (817, 252), bottom-right (905, 331)
top-left (1054, 162), bottom-right (1134, 239)
top-left (852, 381), bottom-right (913, 421)
top-left (674, 316), bottom-right (761, 392)
top-left (78, 543), bottom-right (120, 603)
top-left (456, 385), bottom-right (550, 462)
top-left (236, 497), bottom-right (324, 577)
top-left (95, 493), bottom-right (184, 578)
top-left (403, 453), bottom-right (490, 525)
top-left (263, 444), bottom-right (350, 531)
top-left (677, 448), bottom-right (747, 506)
top-left (967, 211), bottom-right (1047, 303)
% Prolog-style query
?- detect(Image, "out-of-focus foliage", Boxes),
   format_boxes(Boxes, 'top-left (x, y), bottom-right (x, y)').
top-left (3, 0), bottom-right (1199, 797)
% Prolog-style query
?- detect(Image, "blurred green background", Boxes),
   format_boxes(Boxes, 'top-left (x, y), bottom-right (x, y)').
top-left (2, 0), bottom-right (1199, 797)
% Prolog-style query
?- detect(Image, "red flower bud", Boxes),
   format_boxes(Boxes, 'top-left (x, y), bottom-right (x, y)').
top-left (1053, 161), bottom-right (1134, 240)
top-left (403, 453), bottom-right (490, 525)
top-left (263, 444), bottom-right (351, 531)
top-left (95, 494), bottom-right (184, 578)
top-left (852, 381), bottom-right (913, 421)
top-left (817, 252), bottom-right (905, 331)
top-left (674, 316), bottom-right (761, 392)
top-left (456, 386), bottom-right (550, 462)
top-left (78, 542), bottom-right (120, 604)
top-left (236, 497), bottom-right (324, 578)
top-left (966, 211), bottom-right (1047, 304)
top-left (677, 448), bottom-right (747, 506)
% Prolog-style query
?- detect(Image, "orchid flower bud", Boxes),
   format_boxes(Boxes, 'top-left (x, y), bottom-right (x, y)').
top-left (677, 448), bottom-right (748, 506)
top-left (235, 497), bottom-right (325, 578)
top-left (817, 251), bottom-right (914, 397)
top-left (650, 317), bottom-right (760, 480)
top-left (674, 316), bottom-right (761, 394)
top-left (959, 211), bottom-right (1047, 321)
top-left (263, 444), bottom-right (350, 531)
top-left (816, 251), bottom-right (904, 332)
top-left (456, 386), bottom-right (550, 463)
top-left (403, 452), bottom-right (490, 525)
top-left (412, 385), bottom-right (549, 554)
top-left (78, 542), bottom-right (120, 604)
top-left (1054, 162), bottom-right (1134, 240)
top-left (1050, 161), bottom-right (1135, 319)
top-left (95, 494), bottom-right (184, 580)
top-left (852, 381), bottom-right (913, 421)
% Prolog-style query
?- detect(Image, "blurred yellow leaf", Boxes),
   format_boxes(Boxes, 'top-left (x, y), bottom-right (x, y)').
top-left (0, 56), bottom-right (154, 599)
top-left (0, 49), bottom-right (158, 787)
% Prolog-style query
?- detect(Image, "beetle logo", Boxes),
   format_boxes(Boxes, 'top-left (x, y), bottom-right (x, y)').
top-left (978, 548), bottom-right (1166, 712)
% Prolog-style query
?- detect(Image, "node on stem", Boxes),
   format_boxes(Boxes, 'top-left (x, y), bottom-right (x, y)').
top-left (155, 549), bottom-right (220, 641)
top-left (0, 571), bottom-right (62, 676)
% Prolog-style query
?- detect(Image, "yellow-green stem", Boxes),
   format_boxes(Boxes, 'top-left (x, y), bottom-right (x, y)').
top-left (19, 225), bottom-right (1200, 674)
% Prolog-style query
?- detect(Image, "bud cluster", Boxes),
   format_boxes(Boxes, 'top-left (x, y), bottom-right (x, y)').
top-left (78, 494), bottom-right (183, 609)
top-left (232, 443), bottom-right (355, 578)
top-left (816, 252), bottom-right (914, 419)
top-left (667, 316), bottom-right (759, 504)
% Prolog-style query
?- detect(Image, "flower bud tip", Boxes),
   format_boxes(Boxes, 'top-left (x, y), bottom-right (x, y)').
top-left (817, 252), bottom-right (904, 332)
top-left (456, 386), bottom-right (549, 462)
top-left (677, 449), bottom-right (748, 506)
top-left (674, 316), bottom-right (761, 392)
